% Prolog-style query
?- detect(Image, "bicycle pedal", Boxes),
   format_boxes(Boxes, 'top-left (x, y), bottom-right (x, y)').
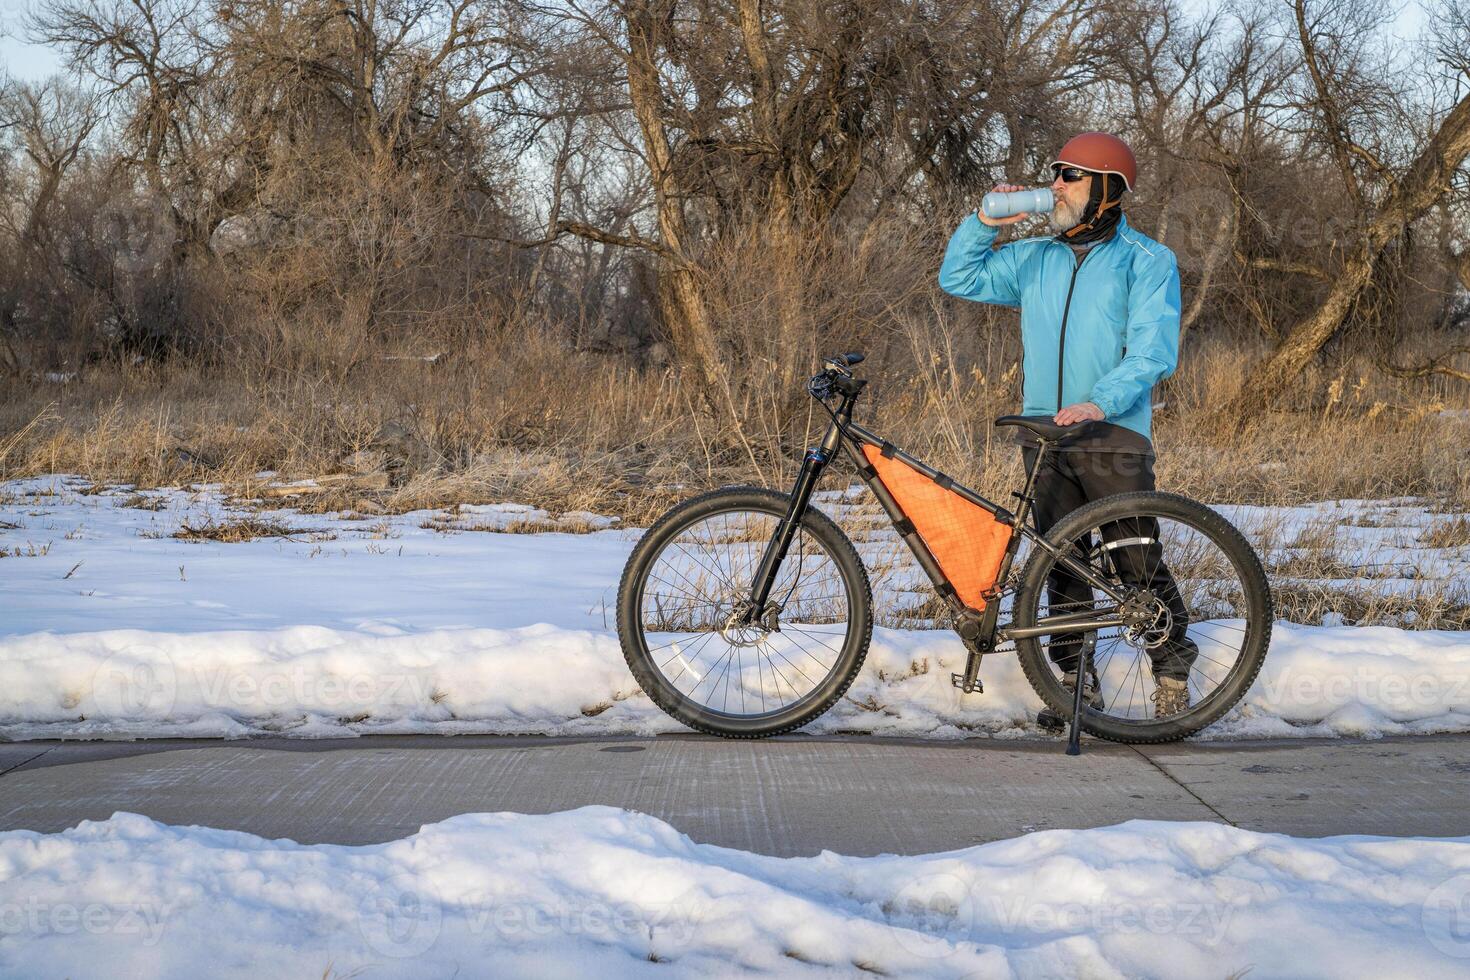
top-left (950, 672), bottom-right (984, 694)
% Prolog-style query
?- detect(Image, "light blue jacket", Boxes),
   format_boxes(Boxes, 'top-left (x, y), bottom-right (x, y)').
top-left (938, 211), bottom-right (1181, 442)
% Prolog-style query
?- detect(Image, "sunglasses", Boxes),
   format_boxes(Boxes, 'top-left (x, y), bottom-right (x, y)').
top-left (1051, 165), bottom-right (1090, 182)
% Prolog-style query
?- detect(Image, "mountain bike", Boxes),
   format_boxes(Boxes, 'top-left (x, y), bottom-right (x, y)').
top-left (616, 353), bottom-right (1272, 750)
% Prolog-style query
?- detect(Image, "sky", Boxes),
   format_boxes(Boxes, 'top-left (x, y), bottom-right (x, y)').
top-left (1, 0), bottom-right (61, 83)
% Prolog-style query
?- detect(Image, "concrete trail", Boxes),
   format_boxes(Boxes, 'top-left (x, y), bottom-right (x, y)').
top-left (1, 733), bottom-right (1466, 856)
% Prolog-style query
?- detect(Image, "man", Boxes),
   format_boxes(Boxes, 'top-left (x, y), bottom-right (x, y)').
top-left (937, 132), bottom-right (1197, 725)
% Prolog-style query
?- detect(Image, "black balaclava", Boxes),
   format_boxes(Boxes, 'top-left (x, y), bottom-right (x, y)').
top-left (1058, 172), bottom-right (1124, 246)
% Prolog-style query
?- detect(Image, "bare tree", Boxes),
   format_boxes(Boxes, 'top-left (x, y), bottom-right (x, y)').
top-left (5, 0), bottom-right (1469, 417)
top-left (30, 0), bottom-right (210, 190)
top-left (1229, 0), bottom-right (1470, 407)
top-left (508, 0), bottom-right (1148, 383)
top-left (0, 81), bottom-right (100, 246)
top-left (0, 80), bottom-right (102, 368)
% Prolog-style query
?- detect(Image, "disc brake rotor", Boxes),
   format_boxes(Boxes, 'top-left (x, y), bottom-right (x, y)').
top-left (719, 598), bottom-right (778, 647)
top-left (1119, 590), bottom-right (1173, 649)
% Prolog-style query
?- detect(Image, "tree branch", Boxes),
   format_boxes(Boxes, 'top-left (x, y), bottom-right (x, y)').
top-left (1379, 346), bottom-right (1470, 382)
top-left (460, 220), bottom-right (680, 264)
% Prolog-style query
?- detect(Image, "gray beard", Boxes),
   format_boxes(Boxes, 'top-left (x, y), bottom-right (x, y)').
top-left (1050, 197), bottom-right (1086, 232)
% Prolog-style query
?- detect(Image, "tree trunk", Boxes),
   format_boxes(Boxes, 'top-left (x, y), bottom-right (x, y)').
top-left (1180, 210), bottom-right (1233, 343)
top-left (622, 0), bottom-right (721, 386)
top-left (659, 266), bottom-right (723, 386)
top-left (1231, 92), bottom-right (1470, 410)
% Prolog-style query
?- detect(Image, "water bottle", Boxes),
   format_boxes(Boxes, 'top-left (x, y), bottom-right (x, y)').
top-left (981, 187), bottom-right (1054, 220)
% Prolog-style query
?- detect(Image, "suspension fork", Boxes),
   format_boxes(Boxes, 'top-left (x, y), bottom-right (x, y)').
top-left (747, 409), bottom-right (848, 613)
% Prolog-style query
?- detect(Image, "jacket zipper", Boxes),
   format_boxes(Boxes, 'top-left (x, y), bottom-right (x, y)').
top-left (1055, 247), bottom-right (1093, 412)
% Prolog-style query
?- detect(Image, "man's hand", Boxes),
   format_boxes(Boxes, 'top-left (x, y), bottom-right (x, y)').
top-left (1055, 402), bottom-right (1104, 426)
top-left (976, 184), bottom-right (1032, 227)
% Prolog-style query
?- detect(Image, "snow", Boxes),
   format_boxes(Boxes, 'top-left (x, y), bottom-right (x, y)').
top-left (1212, 498), bottom-right (1470, 590)
top-left (4, 479), bottom-right (1469, 974)
top-left (1, 476), bottom-right (1467, 740)
top-left (0, 807), bottom-right (1467, 977)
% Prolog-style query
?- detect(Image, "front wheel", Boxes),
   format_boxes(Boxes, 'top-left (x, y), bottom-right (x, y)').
top-left (1013, 491), bottom-right (1272, 744)
top-left (616, 486), bottom-right (873, 737)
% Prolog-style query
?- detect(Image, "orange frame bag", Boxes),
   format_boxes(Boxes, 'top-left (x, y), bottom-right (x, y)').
top-left (860, 445), bottom-right (1014, 611)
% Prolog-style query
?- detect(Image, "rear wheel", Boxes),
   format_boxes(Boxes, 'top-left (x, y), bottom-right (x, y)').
top-left (1013, 491), bottom-right (1272, 743)
top-left (617, 487), bottom-right (873, 737)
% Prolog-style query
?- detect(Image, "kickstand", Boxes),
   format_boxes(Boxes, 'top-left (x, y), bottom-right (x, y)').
top-left (1065, 635), bottom-right (1097, 757)
top-left (1065, 669), bottom-right (1086, 756)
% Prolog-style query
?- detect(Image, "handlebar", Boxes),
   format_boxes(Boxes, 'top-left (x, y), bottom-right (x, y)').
top-left (809, 351), bottom-right (868, 402)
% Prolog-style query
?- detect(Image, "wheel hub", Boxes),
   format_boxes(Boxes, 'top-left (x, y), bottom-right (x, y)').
top-left (1120, 590), bottom-right (1173, 649)
top-left (719, 598), bottom-right (780, 647)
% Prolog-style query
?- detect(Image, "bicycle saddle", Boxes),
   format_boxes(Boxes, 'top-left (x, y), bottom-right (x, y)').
top-left (994, 414), bottom-right (1092, 444)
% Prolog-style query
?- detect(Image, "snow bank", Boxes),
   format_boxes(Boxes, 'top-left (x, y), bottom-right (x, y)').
top-left (0, 620), bottom-right (1466, 740)
top-left (0, 622), bottom-right (1050, 738)
top-left (2, 478), bottom-right (1468, 739)
top-left (0, 808), bottom-right (1467, 977)
top-left (1220, 622), bottom-right (1470, 738)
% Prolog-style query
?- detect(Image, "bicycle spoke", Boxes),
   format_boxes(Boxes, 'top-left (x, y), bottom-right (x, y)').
top-left (767, 642), bottom-right (818, 694)
top-left (659, 630), bottom-right (720, 682)
top-left (781, 629), bottom-right (835, 677)
top-left (1026, 505), bottom-right (1267, 732)
top-left (636, 503), bottom-right (858, 720)
top-left (783, 624), bottom-right (842, 658)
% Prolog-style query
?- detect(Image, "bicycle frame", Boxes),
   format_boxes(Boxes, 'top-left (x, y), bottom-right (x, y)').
top-left (746, 377), bottom-right (1139, 693)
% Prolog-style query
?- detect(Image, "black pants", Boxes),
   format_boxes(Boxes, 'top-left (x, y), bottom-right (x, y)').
top-left (1020, 447), bottom-right (1199, 682)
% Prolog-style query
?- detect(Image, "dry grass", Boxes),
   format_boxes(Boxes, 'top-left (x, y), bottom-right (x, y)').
top-left (3, 276), bottom-right (1469, 526)
top-left (1421, 516), bottom-right (1470, 550)
top-left (172, 516), bottom-right (332, 543)
top-left (1272, 580), bottom-right (1470, 631)
top-left (418, 502), bottom-right (620, 535)
top-left (0, 541), bottom-right (52, 557)
top-left (119, 493), bottom-right (168, 511)
top-left (501, 515), bottom-right (605, 534)
top-left (1287, 519), bottom-right (1340, 552)
top-left (5, 333), bottom-right (1467, 634)
top-left (1269, 551), bottom-right (1371, 580)
top-left (1260, 517), bottom-right (1416, 580)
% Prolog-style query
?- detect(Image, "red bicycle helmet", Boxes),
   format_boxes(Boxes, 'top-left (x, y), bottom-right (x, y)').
top-left (1052, 133), bottom-right (1137, 191)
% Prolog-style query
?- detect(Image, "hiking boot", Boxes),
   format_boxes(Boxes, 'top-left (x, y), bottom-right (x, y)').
top-left (1150, 676), bottom-right (1190, 718)
top-left (1037, 669), bottom-right (1103, 731)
